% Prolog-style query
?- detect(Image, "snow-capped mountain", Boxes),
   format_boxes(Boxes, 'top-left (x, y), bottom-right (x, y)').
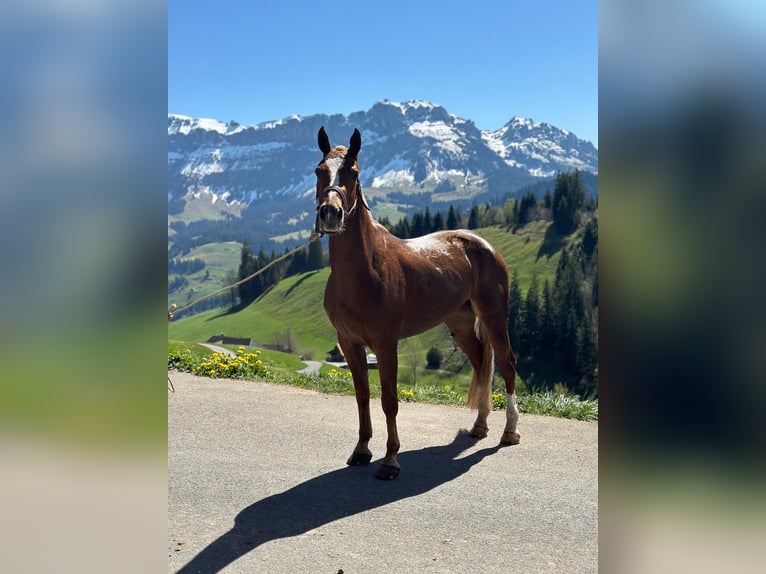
top-left (482, 116), bottom-right (598, 177)
top-left (168, 100), bottom-right (597, 234)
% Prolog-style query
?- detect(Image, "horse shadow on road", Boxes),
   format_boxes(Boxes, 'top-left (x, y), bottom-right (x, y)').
top-left (176, 431), bottom-right (505, 573)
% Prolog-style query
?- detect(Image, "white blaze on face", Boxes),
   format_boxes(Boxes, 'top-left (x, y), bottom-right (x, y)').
top-left (324, 155), bottom-right (345, 187)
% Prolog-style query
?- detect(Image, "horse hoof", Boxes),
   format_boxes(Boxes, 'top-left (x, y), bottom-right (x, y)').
top-left (500, 431), bottom-right (521, 445)
top-left (346, 452), bottom-right (372, 466)
top-left (375, 464), bottom-right (400, 480)
top-left (468, 425), bottom-right (489, 438)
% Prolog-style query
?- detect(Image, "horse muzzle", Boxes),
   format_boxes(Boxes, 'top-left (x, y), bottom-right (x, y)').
top-left (317, 202), bottom-right (344, 234)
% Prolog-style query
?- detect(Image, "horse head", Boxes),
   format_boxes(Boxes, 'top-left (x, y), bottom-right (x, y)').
top-left (315, 127), bottom-right (366, 235)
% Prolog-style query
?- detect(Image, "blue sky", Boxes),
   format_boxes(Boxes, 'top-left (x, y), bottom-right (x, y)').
top-left (169, 0), bottom-right (598, 147)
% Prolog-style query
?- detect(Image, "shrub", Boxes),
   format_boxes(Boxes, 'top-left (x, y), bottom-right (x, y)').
top-left (167, 347), bottom-right (201, 372)
top-left (425, 346), bottom-right (443, 370)
top-left (190, 347), bottom-right (269, 379)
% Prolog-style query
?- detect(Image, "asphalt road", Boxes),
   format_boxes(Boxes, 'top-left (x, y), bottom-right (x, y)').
top-left (168, 371), bottom-right (598, 573)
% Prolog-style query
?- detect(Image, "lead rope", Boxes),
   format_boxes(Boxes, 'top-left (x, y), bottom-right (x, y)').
top-left (168, 232), bottom-right (322, 321)
top-left (167, 231), bottom-right (322, 391)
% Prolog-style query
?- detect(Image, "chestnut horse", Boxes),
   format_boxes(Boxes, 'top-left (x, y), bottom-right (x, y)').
top-left (315, 127), bottom-right (520, 480)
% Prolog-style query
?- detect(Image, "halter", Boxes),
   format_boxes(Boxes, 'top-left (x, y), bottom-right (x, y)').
top-left (315, 182), bottom-right (370, 236)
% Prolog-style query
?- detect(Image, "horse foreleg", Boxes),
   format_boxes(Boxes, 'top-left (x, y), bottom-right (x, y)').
top-left (343, 339), bottom-right (373, 466)
top-left (374, 342), bottom-right (400, 480)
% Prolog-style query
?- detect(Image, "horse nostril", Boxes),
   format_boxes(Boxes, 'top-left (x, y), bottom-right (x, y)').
top-left (320, 205), bottom-right (340, 219)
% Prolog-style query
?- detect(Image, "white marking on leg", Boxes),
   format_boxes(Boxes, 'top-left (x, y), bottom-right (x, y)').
top-left (506, 391), bottom-right (519, 432)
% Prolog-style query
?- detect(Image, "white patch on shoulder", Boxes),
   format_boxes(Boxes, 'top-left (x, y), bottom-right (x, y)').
top-left (404, 234), bottom-right (452, 257)
top-left (324, 156), bottom-right (344, 187)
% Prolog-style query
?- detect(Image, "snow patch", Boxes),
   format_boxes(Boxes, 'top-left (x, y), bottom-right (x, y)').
top-left (408, 121), bottom-right (463, 156)
top-left (372, 169), bottom-right (414, 187)
top-left (380, 99), bottom-right (438, 114)
top-left (169, 115), bottom-right (246, 136)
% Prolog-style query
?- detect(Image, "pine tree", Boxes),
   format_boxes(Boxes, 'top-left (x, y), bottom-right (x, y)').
top-left (540, 278), bottom-right (557, 351)
top-left (447, 205), bottom-right (460, 230)
top-left (253, 248), bottom-right (270, 299)
top-left (238, 242), bottom-right (255, 304)
top-left (223, 270), bottom-right (239, 307)
top-left (561, 307), bottom-right (579, 374)
top-left (552, 170), bottom-right (586, 235)
top-left (433, 211), bottom-right (445, 231)
top-left (518, 192), bottom-right (538, 225)
top-left (411, 212), bottom-right (424, 237)
top-left (307, 239), bottom-right (323, 271)
top-left (554, 251), bottom-right (585, 338)
top-left (507, 269), bottom-right (523, 352)
top-left (582, 216), bottom-right (598, 258)
top-left (592, 268), bottom-right (599, 308)
top-left (423, 206), bottom-right (433, 233)
top-left (398, 217), bottom-right (411, 238)
top-left (576, 313), bottom-right (598, 396)
top-left (467, 205), bottom-right (480, 229)
top-left (521, 274), bottom-right (541, 356)
top-left (288, 245), bottom-right (308, 276)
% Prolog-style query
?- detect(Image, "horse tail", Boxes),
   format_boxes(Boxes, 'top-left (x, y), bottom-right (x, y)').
top-left (465, 318), bottom-right (494, 412)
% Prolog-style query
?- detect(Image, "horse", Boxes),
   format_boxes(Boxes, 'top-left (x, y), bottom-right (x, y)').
top-left (314, 126), bottom-right (520, 480)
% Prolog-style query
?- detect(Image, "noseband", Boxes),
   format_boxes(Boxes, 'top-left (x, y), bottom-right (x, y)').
top-left (315, 183), bottom-right (370, 236)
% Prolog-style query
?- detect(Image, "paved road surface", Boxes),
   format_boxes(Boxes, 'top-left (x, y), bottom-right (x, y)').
top-left (168, 371), bottom-right (597, 573)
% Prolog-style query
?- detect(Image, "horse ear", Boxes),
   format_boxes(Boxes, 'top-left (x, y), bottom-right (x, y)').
top-left (348, 128), bottom-right (361, 160)
top-left (318, 126), bottom-right (332, 155)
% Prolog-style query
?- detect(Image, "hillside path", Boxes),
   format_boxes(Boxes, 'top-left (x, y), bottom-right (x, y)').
top-left (296, 360), bottom-right (323, 375)
top-left (198, 343), bottom-right (235, 357)
top-left (168, 371), bottom-right (597, 573)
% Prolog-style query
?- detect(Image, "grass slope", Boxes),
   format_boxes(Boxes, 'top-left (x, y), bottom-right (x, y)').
top-left (169, 268), bottom-right (335, 358)
top-left (168, 241), bottom-right (241, 308)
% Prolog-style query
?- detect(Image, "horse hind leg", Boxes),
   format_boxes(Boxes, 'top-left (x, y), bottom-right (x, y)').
top-left (445, 309), bottom-right (492, 439)
top-left (476, 310), bottom-right (520, 445)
